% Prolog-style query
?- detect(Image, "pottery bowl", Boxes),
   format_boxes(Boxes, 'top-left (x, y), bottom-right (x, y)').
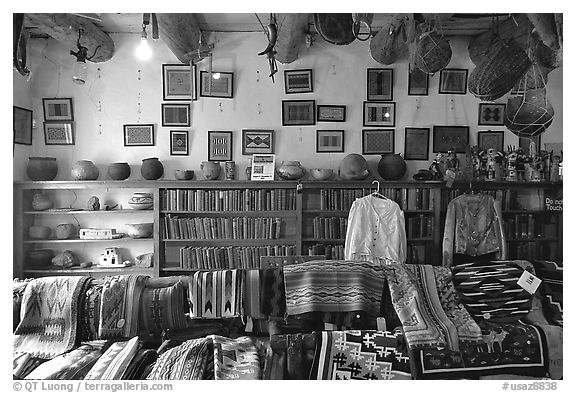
top-left (125, 223), bottom-right (154, 239)
top-left (175, 169), bottom-right (195, 180)
top-left (310, 168), bottom-right (333, 181)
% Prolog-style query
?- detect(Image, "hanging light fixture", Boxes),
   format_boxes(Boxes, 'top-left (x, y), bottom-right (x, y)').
top-left (135, 23), bottom-right (152, 60)
top-left (70, 29), bottom-right (101, 85)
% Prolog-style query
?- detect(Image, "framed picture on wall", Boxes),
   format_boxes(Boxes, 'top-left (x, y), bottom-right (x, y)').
top-left (316, 105), bottom-right (346, 122)
top-left (316, 130), bottom-right (344, 153)
top-left (362, 129), bottom-right (394, 155)
top-left (123, 124), bottom-right (155, 146)
top-left (438, 68), bottom-right (468, 94)
top-left (408, 67), bottom-right (429, 96)
top-left (282, 100), bottom-right (316, 126)
top-left (284, 69), bottom-right (313, 94)
top-left (404, 127), bottom-right (430, 160)
top-left (208, 130), bottom-right (233, 161)
top-left (14, 106), bottom-right (32, 145)
top-left (170, 130), bottom-right (189, 155)
top-left (519, 135), bottom-right (541, 154)
top-left (242, 129), bottom-right (274, 155)
top-left (478, 103), bottom-right (506, 126)
top-left (433, 125), bottom-right (469, 153)
top-left (367, 68), bottom-right (393, 101)
top-left (44, 122), bottom-right (75, 145)
top-left (161, 103), bottom-right (190, 127)
top-left (477, 130), bottom-right (504, 152)
top-left (42, 98), bottom-right (73, 121)
top-left (200, 71), bottom-right (234, 98)
top-left (363, 101), bottom-right (395, 127)
top-left (162, 63), bottom-right (197, 101)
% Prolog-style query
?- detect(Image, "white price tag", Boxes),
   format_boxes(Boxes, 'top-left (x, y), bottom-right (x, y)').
top-left (517, 270), bottom-right (542, 294)
top-left (376, 317), bottom-right (387, 332)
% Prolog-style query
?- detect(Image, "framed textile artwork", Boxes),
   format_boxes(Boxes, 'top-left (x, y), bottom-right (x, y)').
top-left (282, 100), bottom-right (316, 126)
top-left (200, 71), bottom-right (234, 98)
top-left (208, 131), bottom-right (233, 161)
top-left (123, 124), bottom-right (155, 146)
top-left (317, 105), bottom-right (346, 122)
top-left (408, 68), bottom-right (429, 96)
top-left (44, 122), bottom-right (75, 145)
top-left (362, 129), bottom-right (395, 155)
top-left (519, 135), bottom-right (541, 154)
top-left (162, 64), bottom-right (197, 101)
top-left (363, 101), bottom-right (395, 127)
top-left (14, 106), bottom-right (32, 145)
top-left (404, 127), bottom-right (430, 160)
top-left (316, 130), bottom-right (344, 153)
top-left (43, 98), bottom-right (73, 121)
top-left (438, 69), bottom-right (468, 95)
top-left (170, 130), bottom-right (189, 155)
top-left (477, 131), bottom-right (504, 152)
top-left (161, 103), bottom-right (190, 127)
top-left (478, 103), bottom-right (506, 126)
top-left (433, 126), bottom-right (469, 153)
top-left (242, 129), bottom-right (274, 155)
top-left (284, 69), bottom-right (313, 94)
top-left (367, 68), bottom-right (393, 101)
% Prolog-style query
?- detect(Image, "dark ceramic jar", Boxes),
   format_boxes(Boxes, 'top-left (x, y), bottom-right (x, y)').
top-left (141, 158), bottom-right (164, 180)
top-left (377, 153), bottom-right (407, 180)
top-left (26, 157), bottom-right (58, 181)
top-left (107, 162), bottom-right (131, 180)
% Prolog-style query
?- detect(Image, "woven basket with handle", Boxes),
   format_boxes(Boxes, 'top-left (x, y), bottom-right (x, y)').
top-left (412, 31), bottom-right (452, 74)
top-left (504, 88), bottom-right (554, 137)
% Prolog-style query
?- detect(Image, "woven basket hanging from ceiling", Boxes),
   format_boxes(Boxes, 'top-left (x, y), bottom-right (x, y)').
top-left (504, 88), bottom-right (554, 137)
top-left (369, 15), bottom-right (408, 65)
top-left (412, 31), bottom-right (452, 74)
top-left (468, 37), bottom-right (531, 101)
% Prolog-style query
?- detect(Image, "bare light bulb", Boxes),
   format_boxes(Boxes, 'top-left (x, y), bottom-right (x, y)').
top-left (135, 29), bottom-right (152, 61)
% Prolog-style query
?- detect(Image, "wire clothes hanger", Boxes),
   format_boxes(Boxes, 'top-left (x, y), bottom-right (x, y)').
top-left (370, 180), bottom-right (388, 199)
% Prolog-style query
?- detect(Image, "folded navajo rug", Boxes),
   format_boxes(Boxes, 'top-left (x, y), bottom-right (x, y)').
top-left (84, 336), bottom-right (141, 380)
top-left (211, 335), bottom-right (261, 380)
top-left (311, 330), bottom-right (411, 380)
top-left (14, 276), bottom-right (91, 359)
top-left (188, 270), bottom-right (243, 319)
top-left (260, 268), bottom-right (286, 318)
top-left (147, 337), bottom-right (211, 380)
top-left (283, 260), bottom-right (386, 316)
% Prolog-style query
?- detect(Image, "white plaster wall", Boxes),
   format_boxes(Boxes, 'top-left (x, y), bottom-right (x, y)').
top-left (13, 31), bottom-right (563, 181)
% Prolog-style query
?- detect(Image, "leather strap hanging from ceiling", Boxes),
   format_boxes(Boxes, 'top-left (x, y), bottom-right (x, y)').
top-left (13, 13), bottom-right (30, 77)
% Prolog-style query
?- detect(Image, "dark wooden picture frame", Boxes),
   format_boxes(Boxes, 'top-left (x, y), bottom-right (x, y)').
top-left (162, 63), bottom-right (197, 101)
top-left (316, 105), bottom-right (346, 122)
top-left (519, 135), bottom-right (542, 154)
top-left (14, 106), bottom-right (32, 145)
top-left (404, 127), bottom-right (430, 160)
top-left (477, 130), bottom-right (505, 152)
top-left (208, 130), bottom-right (233, 161)
top-left (362, 129), bottom-right (395, 155)
top-left (42, 97), bottom-right (73, 121)
top-left (284, 69), bottom-right (313, 94)
top-left (316, 130), bottom-right (344, 153)
top-left (439, 68), bottom-right (468, 95)
top-left (242, 129), bottom-right (275, 155)
top-left (433, 125), bottom-right (469, 153)
top-left (408, 67), bottom-right (429, 96)
top-left (367, 68), bottom-right (393, 101)
top-left (170, 130), bottom-right (189, 155)
top-left (161, 103), bottom-right (190, 127)
top-left (282, 100), bottom-right (316, 126)
top-left (478, 103), bottom-right (506, 126)
top-left (44, 121), bottom-right (75, 145)
top-left (200, 71), bottom-right (234, 98)
top-left (123, 124), bottom-right (155, 147)
top-left (363, 101), bottom-right (396, 127)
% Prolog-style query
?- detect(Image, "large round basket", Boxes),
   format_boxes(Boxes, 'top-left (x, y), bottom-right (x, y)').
top-left (504, 88), bottom-right (554, 137)
top-left (413, 32), bottom-right (452, 74)
top-left (369, 15), bottom-right (408, 65)
top-left (314, 14), bottom-right (356, 45)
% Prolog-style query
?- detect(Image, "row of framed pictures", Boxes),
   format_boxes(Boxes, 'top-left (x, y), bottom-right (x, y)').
top-left (282, 100), bottom-right (395, 127)
top-left (162, 64), bottom-right (234, 100)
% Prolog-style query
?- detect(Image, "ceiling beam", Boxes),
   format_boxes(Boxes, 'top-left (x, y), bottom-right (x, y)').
top-left (156, 13), bottom-right (202, 64)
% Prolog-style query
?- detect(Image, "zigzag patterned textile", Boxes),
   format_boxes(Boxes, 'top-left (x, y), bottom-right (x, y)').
top-left (260, 268), bottom-right (286, 318)
top-left (211, 335), bottom-right (261, 380)
top-left (187, 270), bottom-right (243, 319)
top-left (14, 276), bottom-right (91, 359)
top-left (84, 336), bottom-right (141, 380)
top-left (283, 260), bottom-right (386, 316)
top-left (383, 264), bottom-right (482, 351)
top-left (99, 275), bottom-right (147, 339)
top-left (311, 330), bottom-right (411, 380)
top-left (147, 337), bottom-right (211, 380)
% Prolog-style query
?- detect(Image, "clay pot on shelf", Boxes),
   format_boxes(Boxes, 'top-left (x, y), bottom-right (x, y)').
top-left (377, 153), bottom-right (407, 180)
top-left (29, 225), bottom-right (51, 240)
top-left (339, 154), bottom-right (370, 180)
top-left (27, 249), bottom-right (55, 269)
top-left (56, 224), bottom-right (77, 239)
top-left (107, 162), bottom-right (131, 180)
top-left (277, 161), bottom-right (305, 180)
top-left (310, 168), bottom-right (334, 181)
top-left (128, 192), bottom-right (154, 210)
top-left (141, 157), bottom-right (164, 180)
top-left (201, 161), bottom-right (221, 180)
top-left (26, 157), bottom-right (58, 181)
top-left (31, 193), bottom-right (52, 211)
top-left (71, 160), bottom-right (99, 180)
top-left (125, 223), bottom-right (154, 238)
top-left (175, 170), bottom-right (194, 180)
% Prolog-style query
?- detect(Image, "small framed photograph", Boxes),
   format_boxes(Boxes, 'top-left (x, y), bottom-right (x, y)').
top-left (14, 106), bottom-right (32, 145)
top-left (367, 68), bottom-right (393, 101)
top-left (200, 71), bottom-right (234, 98)
top-left (208, 131), bottom-right (233, 161)
top-left (242, 129), bottom-right (274, 155)
top-left (317, 105), bottom-right (346, 122)
top-left (477, 130), bottom-right (504, 152)
top-left (161, 103), bottom-right (190, 127)
top-left (316, 130), bottom-right (344, 153)
top-left (439, 68), bottom-right (468, 95)
top-left (404, 127), bottom-right (430, 160)
top-left (284, 69), bottom-right (313, 94)
top-left (123, 124), bottom-right (155, 147)
top-left (519, 135), bottom-right (541, 154)
top-left (363, 101), bottom-right (395, 127)
top-left (42, 98), bottom-right (73, 121)
top-left (408, 67), bottom-right (429, 96)
top-left (362, 129), bottom-right (395, 155)
top-left (282, 100), bottom-right (316, 126)
top-left (44, 122), bottom-right (75, 145)
top-left (170, 131), bottom-right (189, 155)
top-left (433, 125), bottom-right (469, 153)
top-left (478, 103), bottom-right (506, 126)
top-left (162, 63), bottom-right (196, 101)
